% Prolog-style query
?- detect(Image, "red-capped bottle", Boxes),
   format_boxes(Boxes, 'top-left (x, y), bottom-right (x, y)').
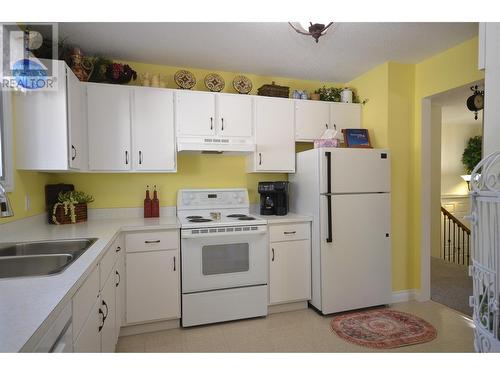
top-left (152, 185), bottom-right (160, 218)
top-left (144, 185), bottom-right (152, 218)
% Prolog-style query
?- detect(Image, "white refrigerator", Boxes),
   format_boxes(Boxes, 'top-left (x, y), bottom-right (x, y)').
top-left (289, 148), bottom-right (391, 315)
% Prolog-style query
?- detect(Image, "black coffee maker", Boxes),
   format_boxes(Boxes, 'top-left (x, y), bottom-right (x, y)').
top-left (258, 181), bottom-right (289, 216)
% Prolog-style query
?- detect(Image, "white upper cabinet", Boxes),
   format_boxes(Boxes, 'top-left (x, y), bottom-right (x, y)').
top-left (217, 93), bottom-right (253, 137)
top-left (87, 84), bottom-right (176, 172)
top-left (132, 87), bottom-right (176, 171)
top-left (294, 100), bottom-right (330, 141)
top-left (15, 60), bottom-right (86, 171)
top-left (329, 102), bottom-right (361, 132)
top-left (248, 97), bottom-right (295, 173)
top-left (87, 83), bottom-right (132, 171)
top-left (175, 91), bottom-right (216, 137)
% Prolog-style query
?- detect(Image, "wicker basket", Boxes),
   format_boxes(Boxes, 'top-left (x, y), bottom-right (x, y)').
top-left (52, 203), bottom-right (88, 225)
top-left (257, 81), bottom-right (290, 98)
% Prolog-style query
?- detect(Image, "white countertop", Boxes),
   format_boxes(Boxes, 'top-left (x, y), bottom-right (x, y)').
top-left (252, 212), bottom-right (313, 224)
top-left (0, 215), bottom-right (180, 353)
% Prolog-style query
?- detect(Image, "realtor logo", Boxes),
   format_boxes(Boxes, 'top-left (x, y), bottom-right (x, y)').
top-left (0, 23), bottom-right (59, 91)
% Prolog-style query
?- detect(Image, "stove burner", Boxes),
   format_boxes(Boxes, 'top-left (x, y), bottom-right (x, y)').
top-left (186, 215), bottom-right (203, 219)
top-left (189, 218), bottom-right (213, 223)
top-left (227, 214), bottom-right (247, 218)
top-left (238, 216), bottom-right (256, 221)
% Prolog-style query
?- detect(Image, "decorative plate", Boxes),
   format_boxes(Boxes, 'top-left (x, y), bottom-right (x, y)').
top-left (174, 70), bottom-right (196, 89)
top-left (204, 73), bottom-right (225, 92)
top-left (233, 75), bottom-right (253, 94)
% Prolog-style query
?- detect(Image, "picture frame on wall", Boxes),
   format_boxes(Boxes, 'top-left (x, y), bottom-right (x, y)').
top-left (343, 128), bottom-right (372, 148)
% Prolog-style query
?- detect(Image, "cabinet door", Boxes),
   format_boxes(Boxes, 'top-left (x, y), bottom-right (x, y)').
top-left (330, 103), bottom-right (361, 132)
top-left (253, 97), bottom-right (295, 172)
top-left (269, 240), bottom-right (311, 305)
top-left (87, 84), bottom-right (131, 171)
top-left (126, 250), bottom-right (180, 324)
top-left (74, 300), bottom-right (101, 353)
top-left (114, 252), bottom-right (125, 343)
top-left (66, 67), bottom-right (85, 170)
top-left (100, 273), bottom-right (116, 353)
top-left (217, 94), bottom-right (253, 137)
top-left (175, 91), bottom-right (216, 136)
top-left (295, 100), bottom-right (330, 141)
top-left (132, 88), bottom-right (176, 171)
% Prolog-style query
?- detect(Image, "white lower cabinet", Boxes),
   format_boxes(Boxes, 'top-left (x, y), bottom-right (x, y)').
top-left (126, 249), bottom-right (180, 324)
top-left (269, 222), bottom-right (311, 305)
top-left (115, 250), bottom-right (125, 343)
top-left (125, 230), bottom-right (180, 325)
top-left (100, 271), bottom-right (117, 353)
top-left (73, 300), bottom-right (101, 352)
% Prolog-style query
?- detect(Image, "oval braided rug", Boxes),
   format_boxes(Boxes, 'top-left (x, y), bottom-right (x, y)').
top-left (330, 309), bottom-right (437, 349)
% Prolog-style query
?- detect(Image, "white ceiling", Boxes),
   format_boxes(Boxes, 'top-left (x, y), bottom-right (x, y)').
top-left (58, 22), bottom-right (478, 82)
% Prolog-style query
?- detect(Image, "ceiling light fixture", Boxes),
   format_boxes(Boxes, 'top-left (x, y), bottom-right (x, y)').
top-left (288, 22), bottom-right (334, 43)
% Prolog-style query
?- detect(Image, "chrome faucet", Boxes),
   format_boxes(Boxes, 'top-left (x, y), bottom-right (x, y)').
top-left (0, 182), bottom-right (14, 217)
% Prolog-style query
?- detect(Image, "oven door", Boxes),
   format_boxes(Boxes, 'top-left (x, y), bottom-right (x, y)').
top-left (181, 226), bottom-right (268, 293)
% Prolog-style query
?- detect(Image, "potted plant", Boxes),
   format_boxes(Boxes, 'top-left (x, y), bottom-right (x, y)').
top-left (462, 135), bottom-right (483, 174)
top-left (51, 191), bottom-right (94, 225)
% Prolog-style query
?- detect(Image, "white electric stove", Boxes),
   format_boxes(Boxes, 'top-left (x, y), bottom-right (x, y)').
top-left (177, 188), bottom-right (268, 327)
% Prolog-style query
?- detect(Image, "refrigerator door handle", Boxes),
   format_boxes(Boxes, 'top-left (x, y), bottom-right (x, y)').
top-left (325, 194), bottom-right (333, 243)
top-left (325, 151), bottom-right (333, 243)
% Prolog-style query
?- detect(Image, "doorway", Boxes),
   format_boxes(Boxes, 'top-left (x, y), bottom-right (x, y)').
top-left (421, 80), bottom-right (484, 316)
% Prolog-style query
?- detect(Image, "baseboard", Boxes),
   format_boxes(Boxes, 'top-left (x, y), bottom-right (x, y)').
top-left (268, 301), bottom-right (308, 314)
top-left (391, 289), bottom-right (419, 303)
top-left (119, 319), bottom-right (180, 337)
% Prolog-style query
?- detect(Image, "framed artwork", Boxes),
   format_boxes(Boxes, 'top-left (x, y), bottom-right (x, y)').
top-left (343, 128), bottom-right (372, 148)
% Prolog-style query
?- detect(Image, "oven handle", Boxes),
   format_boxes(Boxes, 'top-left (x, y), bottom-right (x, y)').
top-left (181, 230), bottom-right (267, 239)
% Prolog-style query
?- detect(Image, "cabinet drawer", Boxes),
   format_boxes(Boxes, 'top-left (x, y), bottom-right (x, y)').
top-left (125, 230), bottom-right (178, 253)
top-left (269, 223), bottom-right (310, 242)
top-left (73, 264), bottom-right (99, 341)
top-left (100, 243), bottom-right (117, 289)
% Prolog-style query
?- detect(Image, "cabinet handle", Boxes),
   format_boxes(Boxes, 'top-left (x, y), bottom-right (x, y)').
top-left (125, 151), bottom-right (129, 165)
top-left (173, 256), bottom-right (176, 271)
top-left (284, 231), bottom-right (296, 235)
top-left (116, 270), bottom-right (121, 287)
top-left (102, 300), bottom-right (109, 319)
top-left (333, 123), bottom-right (337, 130)
top-left (71, 145), bottom-right (77, 161)
top-left (139, 151), bottom-right (143, 165)
top-left (145, 240), bottom-right (161, 244)
top-left (116, 246), bottom-right (121, 253)
top-left (272, 248), bottom-right (275, 262)
top-left (221, 118), bottom-right (224, 131)
top-left (325, 123), bottom-right (328, 129)
top-left (210, 117), bottom-right (213, 130)
top-left (259, 153), bottom-right (262, 166)
top-left (98, 308), bottom-right (104, 332)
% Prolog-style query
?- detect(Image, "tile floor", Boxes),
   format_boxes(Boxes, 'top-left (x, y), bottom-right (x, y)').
top-left (116, 300), bottom-right (475, 353)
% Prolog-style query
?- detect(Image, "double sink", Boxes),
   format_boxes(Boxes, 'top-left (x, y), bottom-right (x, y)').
top-left (0, 239), bottom-right (97, 279)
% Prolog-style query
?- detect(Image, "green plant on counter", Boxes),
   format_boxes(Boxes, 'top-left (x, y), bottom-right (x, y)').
top-left (462, 135), bottom-right (483, 174)
top-left (52, 191), bottom-right (94, 224)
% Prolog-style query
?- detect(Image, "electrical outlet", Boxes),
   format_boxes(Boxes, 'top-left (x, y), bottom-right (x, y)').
top-left (25, 194), bottom-right (30, 211)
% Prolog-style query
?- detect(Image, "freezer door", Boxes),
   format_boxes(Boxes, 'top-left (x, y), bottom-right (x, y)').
top-left (320, 193), bottom-right (391, 314)
top-left (320, 148), bottom-right (391, 194)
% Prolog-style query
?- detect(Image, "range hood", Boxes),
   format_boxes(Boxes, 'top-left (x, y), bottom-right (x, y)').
top-left (177, 136), bottom-right (256, 153)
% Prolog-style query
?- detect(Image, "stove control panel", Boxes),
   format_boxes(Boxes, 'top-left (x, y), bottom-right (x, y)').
top-left (178, 189), bottom-right (249, 209)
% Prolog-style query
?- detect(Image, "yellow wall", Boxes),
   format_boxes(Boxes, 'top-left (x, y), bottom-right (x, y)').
top-left (348, 62), bottom-right (415, 291)
top-left (348, 38), bottom-right (483, 292)
top-left (411, 37), bottom-right (484, 288)
top-left (0, 96), bottom-right (52, 224)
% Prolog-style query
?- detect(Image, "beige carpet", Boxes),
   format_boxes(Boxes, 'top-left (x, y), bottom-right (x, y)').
top-left (431, 256), bottom-right (472, 316)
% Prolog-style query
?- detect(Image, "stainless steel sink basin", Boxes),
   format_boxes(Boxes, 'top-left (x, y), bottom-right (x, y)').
top-left (0, 238), bottom-right (97, 278)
